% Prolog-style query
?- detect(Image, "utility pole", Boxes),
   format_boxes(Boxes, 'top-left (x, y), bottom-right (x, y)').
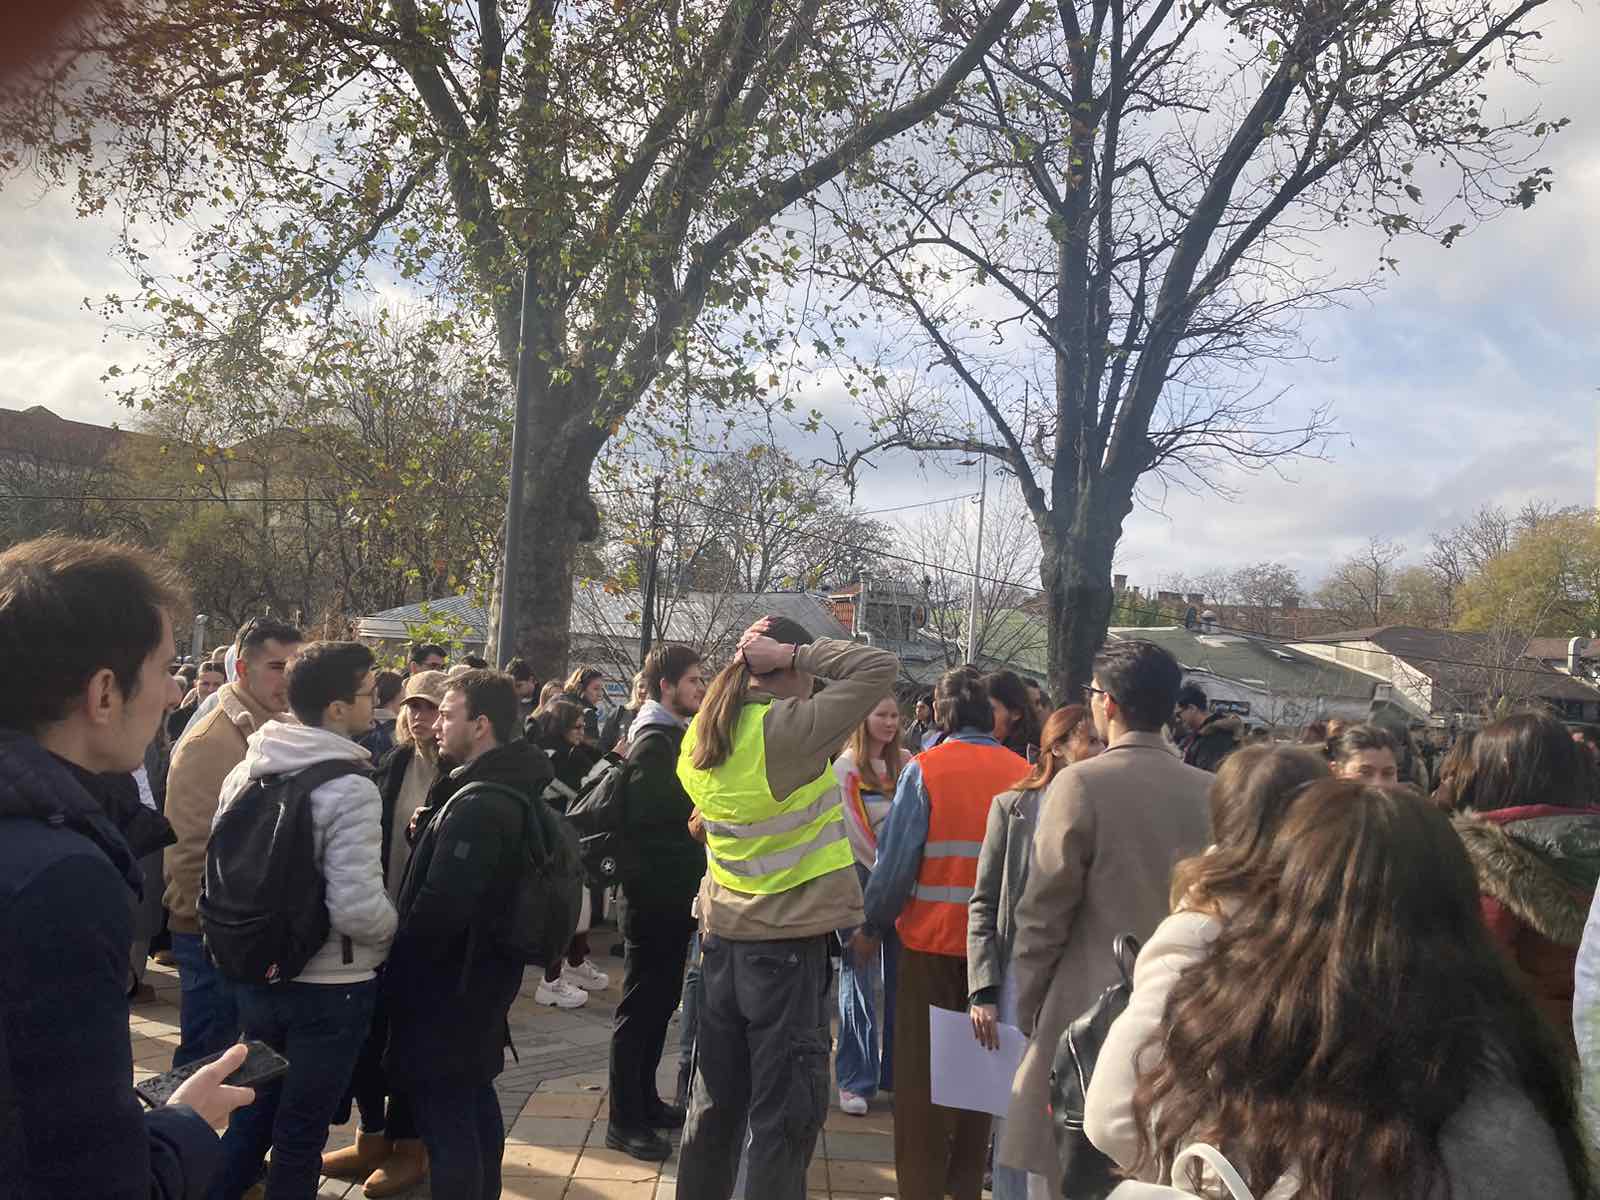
top-left (493, 258), bottom-right (539, 668)
top-left (638, 476), bottom-right (664, 666)
top-left (963, 452), bottom-right (988, 665)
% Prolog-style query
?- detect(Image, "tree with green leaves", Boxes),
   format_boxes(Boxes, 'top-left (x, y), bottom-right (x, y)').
top-left (5, 0), bottom-right (1031, 678)
top-left (1457, 509), bottom-right (1600, 638)
top-left (809, 0), bottom-right (1564, 695)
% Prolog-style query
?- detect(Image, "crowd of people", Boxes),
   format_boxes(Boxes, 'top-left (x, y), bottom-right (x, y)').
top-left (5, 531), bottom-right (1600, 1200)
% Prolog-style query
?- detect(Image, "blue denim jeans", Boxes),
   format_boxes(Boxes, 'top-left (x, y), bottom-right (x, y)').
top-left (412, 1082), bottom-right (505, 1200)
top-left (679, 930), bottom-right (702, 1061)
top-left (172, 931), bottom-right (239, 1068)
top-left (208, 979), bottom-right (378, 1200)
top-left (834, 922), bottom-right (897, 1097)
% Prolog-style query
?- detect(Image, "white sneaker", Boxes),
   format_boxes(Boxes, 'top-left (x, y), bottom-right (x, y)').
top-left (839, 1090), bottom-right (869, 1116)
top-left (535, 977), bottom-right (589, 1008)
top-left (563, 959), bottom-right (611, 991)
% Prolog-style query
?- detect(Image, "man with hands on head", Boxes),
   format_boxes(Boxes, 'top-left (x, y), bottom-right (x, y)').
top-left (674, 617), bottom-right (898, 1200)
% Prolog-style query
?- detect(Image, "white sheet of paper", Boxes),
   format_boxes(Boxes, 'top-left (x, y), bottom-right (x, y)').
top-left (928, 1004), bottom-right (1028, 1117)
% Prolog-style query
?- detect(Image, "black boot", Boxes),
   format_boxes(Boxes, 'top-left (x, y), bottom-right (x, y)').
top-left (605, 1125), bottom-right (672, 1162)
top-left (645, 1101), bottom-right (686, 1129)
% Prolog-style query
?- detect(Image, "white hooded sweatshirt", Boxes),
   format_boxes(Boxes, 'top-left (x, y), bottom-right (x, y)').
top-left (215, 720), bottom-right (398, 984)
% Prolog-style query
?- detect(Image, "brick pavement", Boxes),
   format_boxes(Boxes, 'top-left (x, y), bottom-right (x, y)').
top-left (130, 951), bottom-right (901, 1199)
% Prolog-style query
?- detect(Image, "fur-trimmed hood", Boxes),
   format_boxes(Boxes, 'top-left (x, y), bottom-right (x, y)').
top-left (1196, 712), bottom-right (1245, 742)
top-left (1454, 807), bottom-right (1600, 947)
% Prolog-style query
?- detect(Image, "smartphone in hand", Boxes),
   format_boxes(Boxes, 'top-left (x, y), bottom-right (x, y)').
top-left (134, 1041), bottom-right (289, 1108)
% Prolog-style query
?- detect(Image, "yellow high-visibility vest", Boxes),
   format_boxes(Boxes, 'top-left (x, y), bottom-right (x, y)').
top-left (678, 700), bottom-right (853, 895)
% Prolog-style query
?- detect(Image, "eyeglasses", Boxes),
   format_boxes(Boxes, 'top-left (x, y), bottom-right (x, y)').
top-left (352, 689), bottom-right (375, 700)
top-left (1082, 684), bottom-right (1113, 703)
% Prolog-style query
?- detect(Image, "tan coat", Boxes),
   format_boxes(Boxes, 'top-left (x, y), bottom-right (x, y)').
top-left (1000, 731), bottom-right (1212, 1182)
top-left (161, 682), bottom-right (282, 932)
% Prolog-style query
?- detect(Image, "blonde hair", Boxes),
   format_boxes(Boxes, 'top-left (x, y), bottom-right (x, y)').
top-left (396, 701), bottom-right (439, 762)
top-left (845, 698), bottom-right (905, 794)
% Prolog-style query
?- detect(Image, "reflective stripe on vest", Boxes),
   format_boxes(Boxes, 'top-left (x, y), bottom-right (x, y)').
top-left (678, 699), bottom-right (855, 895)
top-left (913, 883), bottom-right (975, 904)
top-left (896, 739), bottom-right (1030, 957)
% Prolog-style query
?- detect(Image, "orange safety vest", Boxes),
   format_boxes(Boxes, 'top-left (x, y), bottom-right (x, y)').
top-left (896, 739), bottom-right (1030, 957)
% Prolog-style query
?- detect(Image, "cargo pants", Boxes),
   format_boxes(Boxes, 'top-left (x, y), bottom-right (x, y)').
top-left (676, 933), bottom-right (832, 1200)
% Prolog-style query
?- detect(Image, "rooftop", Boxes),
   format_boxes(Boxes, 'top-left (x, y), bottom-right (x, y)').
top-left (1109, 625), bottom-right (1378, 700)
top-left (1294, 625), bottom-right (1600, 704)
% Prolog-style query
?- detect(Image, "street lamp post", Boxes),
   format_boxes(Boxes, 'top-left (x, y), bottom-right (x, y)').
top-left (961, 453), bottom-right (988, 665)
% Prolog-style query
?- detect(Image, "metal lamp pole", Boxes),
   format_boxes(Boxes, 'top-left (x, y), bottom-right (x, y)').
top-left (963, 452), bottom-right (988, 664)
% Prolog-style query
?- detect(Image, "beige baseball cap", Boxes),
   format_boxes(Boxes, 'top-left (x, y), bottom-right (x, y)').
top-left (400, 669), bottom-right (449, 707)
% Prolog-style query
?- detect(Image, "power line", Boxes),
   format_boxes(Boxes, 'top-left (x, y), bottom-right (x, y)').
top-left (857, 491), bottom-right (980, 515)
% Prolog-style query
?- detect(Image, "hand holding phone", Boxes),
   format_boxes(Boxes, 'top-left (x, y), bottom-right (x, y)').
top-left (136, 1041), bottom-right (286, 1128)
top-left (168, 1044), bottom-right (256, 1129)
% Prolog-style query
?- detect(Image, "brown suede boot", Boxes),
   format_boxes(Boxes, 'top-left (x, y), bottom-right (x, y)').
top-left (321, 1132), bottom-right (391, 1181)
top-left (363, 1139), bottom-right (428, 1198)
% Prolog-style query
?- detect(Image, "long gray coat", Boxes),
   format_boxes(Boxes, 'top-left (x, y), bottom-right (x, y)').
top-left (967, 787), bottom-right (1041, 1003)
top-left (1001, 731), bottom-right (1212, 1183)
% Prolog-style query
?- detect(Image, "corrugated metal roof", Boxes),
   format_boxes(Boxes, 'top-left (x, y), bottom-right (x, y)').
top-left (1109, 625), bottom-right (1378, 700)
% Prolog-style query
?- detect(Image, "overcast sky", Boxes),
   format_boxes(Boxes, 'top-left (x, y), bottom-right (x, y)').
top-left (1, 5), bottom-right (1596, 597)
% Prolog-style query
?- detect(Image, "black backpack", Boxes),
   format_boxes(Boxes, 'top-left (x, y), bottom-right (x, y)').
top-left (449, 781), bottom-right (584, 969)
top-left (561, 729), bottom-right (668, 886)
top-left (1049, 933), bottom-right (1142, 1200)
top-left (199, 760), bottom-right (368, 986)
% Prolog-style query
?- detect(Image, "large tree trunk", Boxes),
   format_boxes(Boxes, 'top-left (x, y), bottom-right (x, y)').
top-left (1043, 482), bottom-right (1136, 700)
top-left (488, 367), bottom-right (606, 682)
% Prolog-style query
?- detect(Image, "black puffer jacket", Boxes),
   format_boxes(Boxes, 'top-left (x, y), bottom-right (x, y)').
top-left (383, 738), bottom-right (554, 1089)
top-left (0, 729), bottom-right (218, 1199)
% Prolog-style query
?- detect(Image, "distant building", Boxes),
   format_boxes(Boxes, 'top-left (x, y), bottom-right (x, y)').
top-left (1149, 586), bottom-right (1345, 639)
top-left (1108, 624), bottom-right (1378, 729)
top-left (1289, 625), bottom-right (1600, 724)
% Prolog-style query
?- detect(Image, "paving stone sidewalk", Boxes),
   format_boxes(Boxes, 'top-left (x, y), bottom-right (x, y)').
top-left (130, 951), bottom-right (899, 1199)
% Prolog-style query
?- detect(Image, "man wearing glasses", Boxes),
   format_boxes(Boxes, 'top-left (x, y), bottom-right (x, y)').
top-left (999, 641), bottom-right (1213, 1195)
top-left (206, 641), bottom-right (397, 1198)
top-left (164, 616), bottom-right (303, 1066)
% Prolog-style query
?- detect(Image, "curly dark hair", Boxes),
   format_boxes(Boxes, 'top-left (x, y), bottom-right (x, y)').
top-left (1131, 781), bottom-right (1589, 1198)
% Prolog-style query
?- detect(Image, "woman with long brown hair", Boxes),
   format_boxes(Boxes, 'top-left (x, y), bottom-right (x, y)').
top-left (1088, 780), bottom-right (1588, 1199)
top-left (1083, 744), bottom-right (1327, 1181)
top-left (833, 695), bottom-right (907, 1114)
top-left (967, 703), bottom-right (1102, 1200)
top-left (1453, 711), bottom-right (1600, 1046)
